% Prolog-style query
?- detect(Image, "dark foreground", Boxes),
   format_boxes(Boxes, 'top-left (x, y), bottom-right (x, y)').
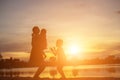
top-left (0, 77), bottom-right (120, 80)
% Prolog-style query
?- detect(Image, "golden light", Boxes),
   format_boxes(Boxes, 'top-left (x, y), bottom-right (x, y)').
top-left (70, 45), bottom-right (79, 54)
top-left (67, 44), bottom-right (83, 56)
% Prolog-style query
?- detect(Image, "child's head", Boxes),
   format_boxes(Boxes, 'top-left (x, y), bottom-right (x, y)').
top-left (41, 29), bottom-right (47, 34)
top-left (56, 39), bottom-right (63, 48)
top-left (32, 26), bottom-right (40, 34)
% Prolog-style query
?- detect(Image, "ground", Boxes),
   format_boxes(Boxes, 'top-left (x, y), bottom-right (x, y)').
top-left (0, 77), bottom-right (119, 80)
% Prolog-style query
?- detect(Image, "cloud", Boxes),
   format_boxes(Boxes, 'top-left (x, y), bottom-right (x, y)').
top-left (0, 42), bottom-right (30, 52)
top-left (92, 42), bottom-right (120, 55)
top-left (109, 44), bottom-right (120, 51)
top-left (82, 42), bottom-right (120, 59)
top-left (117, 10), bottom-right (120, 14)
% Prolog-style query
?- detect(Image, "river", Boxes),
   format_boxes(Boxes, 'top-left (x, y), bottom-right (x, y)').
top-left (0, 64), bottom-right (120, 78)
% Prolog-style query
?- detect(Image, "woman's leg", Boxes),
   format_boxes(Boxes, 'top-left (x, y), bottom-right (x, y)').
top-left (33, 61), bottom-right (45, 78)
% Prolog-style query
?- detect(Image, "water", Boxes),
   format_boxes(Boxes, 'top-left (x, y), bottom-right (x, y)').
top-left (0, 64), bottom-right (120, 78)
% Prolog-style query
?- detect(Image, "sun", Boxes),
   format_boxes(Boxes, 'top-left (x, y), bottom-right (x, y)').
top-left (70, 45), bottom-right (79, 54)
top-left (67, 44), bottom-right (82, 56)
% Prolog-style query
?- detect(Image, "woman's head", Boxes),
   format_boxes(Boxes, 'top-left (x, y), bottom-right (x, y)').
top-left (32, 26), bottom-right (40, 34)
top-left (56, 39), bottom-right (63, 47)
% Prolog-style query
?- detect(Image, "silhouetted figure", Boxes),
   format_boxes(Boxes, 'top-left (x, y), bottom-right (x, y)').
top-left (39, 29), bottom-right (47, 58)
top-left (29, 26), bottom-right (47, 78)
top-left (29, 26), bottom-right (41, 66)
top-left (33, 28), bottom-right (47, 78)
top-left (51, 39), bottom-right (66, 78)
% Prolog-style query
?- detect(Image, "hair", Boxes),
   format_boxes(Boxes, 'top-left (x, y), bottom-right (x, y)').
top-left (56, 39), bottom-right (63, 47)
top-left (41, 29), bottom-right (46, 34)
top-left (32, 26), bottom-right (40, 34)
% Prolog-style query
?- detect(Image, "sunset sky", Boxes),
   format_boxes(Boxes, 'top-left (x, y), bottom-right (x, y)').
top-left (0, 0), bottom-right (120, 60)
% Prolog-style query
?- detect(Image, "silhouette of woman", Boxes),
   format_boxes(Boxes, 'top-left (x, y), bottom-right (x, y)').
top-left (29, 26), bottom-right (47, 78)
top-left (29, 26), bottom-right (42, 66)
top-left (33, 28), bottom-right (47, 78)
top-left (51, 39), bottom-right (66, 78)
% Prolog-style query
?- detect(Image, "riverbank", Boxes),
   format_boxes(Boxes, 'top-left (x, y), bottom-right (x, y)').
top-left (0, 77), bottom-right (120, 80)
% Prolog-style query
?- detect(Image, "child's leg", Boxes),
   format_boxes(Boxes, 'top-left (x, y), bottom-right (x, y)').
top-left (57, 65), bottom-right (65, 78)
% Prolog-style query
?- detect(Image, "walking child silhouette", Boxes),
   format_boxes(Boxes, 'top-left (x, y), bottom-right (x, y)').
top-left (51, 39), bottom-right (66, 78)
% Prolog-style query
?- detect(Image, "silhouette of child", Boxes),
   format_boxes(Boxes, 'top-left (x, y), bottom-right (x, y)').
top-left (39, 29), bottom-right (47, 58)
top-left (51, 39), bottom-right (66, 78)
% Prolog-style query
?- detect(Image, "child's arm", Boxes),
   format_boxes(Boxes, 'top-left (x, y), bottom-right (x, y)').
top-left (50, 47), bottom-right (57, 56)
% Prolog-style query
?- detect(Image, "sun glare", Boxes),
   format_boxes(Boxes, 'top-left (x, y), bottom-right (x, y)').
top-left (67, 44), bottom-right (82, 56)
top-left (70, 45), bottom-right (79, 54)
